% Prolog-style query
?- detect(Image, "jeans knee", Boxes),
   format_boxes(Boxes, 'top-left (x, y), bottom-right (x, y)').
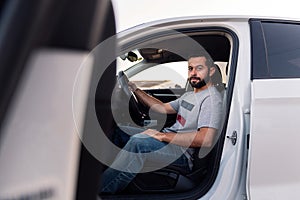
top-left (130, 133), bottom-right (145, 143)
top-left (126, 134), bottom-right (143, 147)
top-left (124, 134), bottom-right (151, 153)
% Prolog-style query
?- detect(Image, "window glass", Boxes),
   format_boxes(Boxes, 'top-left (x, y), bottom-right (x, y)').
top-left (129, 61), bottom-right (188, 89)
top-left (263, 22), bottom-right (300, 78)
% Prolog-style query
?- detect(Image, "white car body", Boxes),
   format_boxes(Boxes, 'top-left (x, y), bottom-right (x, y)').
top-left (115, 16), bottom-right (300, 199)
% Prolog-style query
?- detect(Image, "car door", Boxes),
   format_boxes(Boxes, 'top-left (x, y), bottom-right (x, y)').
top-left (0, 1), bottom-right (116, 200)
top-left (248, 19), bottom-right (300, 199)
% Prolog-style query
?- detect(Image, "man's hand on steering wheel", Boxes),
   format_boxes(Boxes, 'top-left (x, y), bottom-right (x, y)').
top-left (117, 71), bottom-right (149, 124)
top-left (128, 81), bottom-right (137, 93)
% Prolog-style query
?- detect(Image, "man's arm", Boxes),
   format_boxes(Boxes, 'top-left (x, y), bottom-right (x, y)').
top-left (142, 127), bottom-right (217, 148)
top-left (129, 82), bottom-right (177, 114)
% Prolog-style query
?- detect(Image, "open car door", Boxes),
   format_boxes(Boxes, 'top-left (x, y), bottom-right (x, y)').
top-left (0, 0), bottom-right (116, 199)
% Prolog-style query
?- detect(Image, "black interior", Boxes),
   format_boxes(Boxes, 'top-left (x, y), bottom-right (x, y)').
top-left (124, 146), bottom-right (216, 194)
top-left (98, 31), bottom-right (230, 199)
top-left (139, 35), bottom-right (230, 63)
top-left (110, 33), bottom-right (230, 130)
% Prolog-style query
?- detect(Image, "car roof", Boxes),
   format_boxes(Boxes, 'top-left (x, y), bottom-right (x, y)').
top-left (117, 15), bottom-right (300, 36)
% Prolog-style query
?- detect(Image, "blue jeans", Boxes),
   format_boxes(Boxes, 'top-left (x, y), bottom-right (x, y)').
top-left (100, 126), bottom-right (191, 194)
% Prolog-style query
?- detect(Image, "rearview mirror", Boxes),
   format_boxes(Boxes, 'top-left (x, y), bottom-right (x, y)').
top-left (120, 51), bottom-right (142, 62)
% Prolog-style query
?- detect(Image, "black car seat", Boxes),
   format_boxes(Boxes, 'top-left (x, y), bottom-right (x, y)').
top-left (124, 142), bottom-right (220, 194)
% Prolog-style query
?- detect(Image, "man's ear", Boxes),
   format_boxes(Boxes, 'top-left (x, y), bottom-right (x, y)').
top-left (209, 66), bottom-right (216, 77)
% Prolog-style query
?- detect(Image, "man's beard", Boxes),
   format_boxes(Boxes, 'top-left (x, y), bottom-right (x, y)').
top-left (188, 77), bottom-right (207, 89)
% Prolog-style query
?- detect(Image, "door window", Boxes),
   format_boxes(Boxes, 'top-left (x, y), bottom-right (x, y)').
top-left (251, 20), bottom-right (300, 79)
top-left (263, 22), bottom-right (300, 78)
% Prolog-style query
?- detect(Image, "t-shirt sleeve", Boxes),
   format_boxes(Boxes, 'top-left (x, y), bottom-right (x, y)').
top-left (169, 98), bottom-right (180, 112)
top-left (198, 95), bottom-right (223, 130)
top-left (169, 92), bottom-right (189, 112)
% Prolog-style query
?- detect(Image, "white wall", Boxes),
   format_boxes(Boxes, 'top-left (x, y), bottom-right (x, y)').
top-left (112, 0), bottom-right (300, 32)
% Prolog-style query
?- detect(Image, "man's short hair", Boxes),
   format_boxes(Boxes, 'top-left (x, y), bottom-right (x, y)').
top-left (187, 51), bottom-right (214, 68)
top-left (188, 51), bottom-right (224, 92)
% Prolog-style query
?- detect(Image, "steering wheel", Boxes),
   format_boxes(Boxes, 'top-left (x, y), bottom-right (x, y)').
top-left (117, 71), bottom-right (137, 102)
top-left (117, 71), bottom-right (148, 124)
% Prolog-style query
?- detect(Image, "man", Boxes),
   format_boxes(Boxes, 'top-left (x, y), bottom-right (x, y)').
top-left (100, 52), bottom-right (224, 194)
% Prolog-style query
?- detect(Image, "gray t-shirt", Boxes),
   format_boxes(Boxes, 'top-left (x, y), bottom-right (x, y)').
top-left (162, 86), bottom-right (223, 169)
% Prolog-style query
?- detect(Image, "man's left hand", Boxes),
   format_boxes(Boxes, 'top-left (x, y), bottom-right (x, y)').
top-left (142, 129), bottom-right (165, 141)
